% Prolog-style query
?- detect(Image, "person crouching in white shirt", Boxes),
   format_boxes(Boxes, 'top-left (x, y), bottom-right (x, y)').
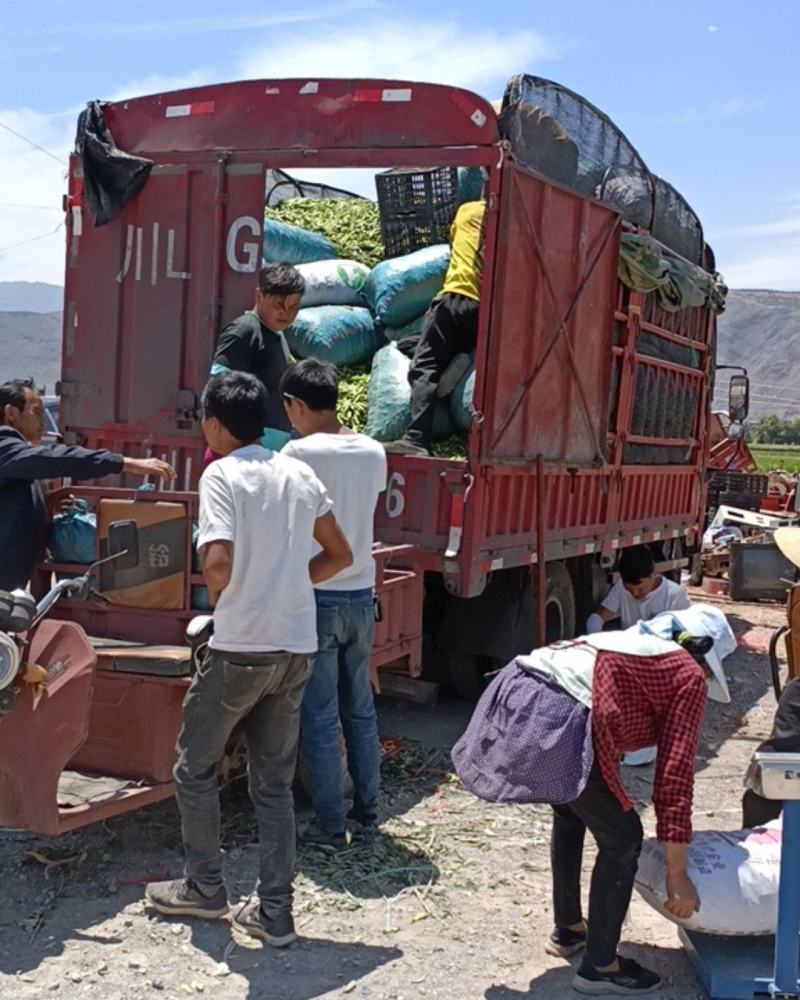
top-left (586, 544), bottom-right (691, 767)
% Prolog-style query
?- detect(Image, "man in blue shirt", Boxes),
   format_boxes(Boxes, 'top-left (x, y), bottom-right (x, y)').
top-left (0, 379), bottom-right (175, 591)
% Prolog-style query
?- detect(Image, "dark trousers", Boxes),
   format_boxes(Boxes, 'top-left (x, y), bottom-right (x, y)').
top-left (174, 648), bottom-right (312, 917)
top-left (405, 292), bottom-right (479, 446)
top-left (551, 764), bottom-right (643, 968)
top-left (742, 676), bottom-right (800, 827)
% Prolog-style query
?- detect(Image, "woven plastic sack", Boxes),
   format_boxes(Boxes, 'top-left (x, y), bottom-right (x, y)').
top-left (635, 820), bottom-right (782, 935)
top-left (363, 245), bottom-right (450, 328)
top-left (263, 217), bottom-right (337, 265)
top-left (285, 306), bottom-right (385, 367)
top-left (449, 356), bottom-right (476, 431)
top-left (364, 342), bottom-right (453, 442)
top-left (384, 314), bottom-right (426, 343)
top-left (49, 499), bottom-right (96, 564)
top-left (297, 259), bottom-right (370, 307)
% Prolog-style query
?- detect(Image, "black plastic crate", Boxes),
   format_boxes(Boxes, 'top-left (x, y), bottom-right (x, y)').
top-left (376, 167), bottom-right (459, 258)
top-left (706, 470), bottom-right (769, 512)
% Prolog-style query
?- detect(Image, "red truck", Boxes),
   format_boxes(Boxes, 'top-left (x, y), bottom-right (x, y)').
top-left (0, 76), bottom-right (728, 833)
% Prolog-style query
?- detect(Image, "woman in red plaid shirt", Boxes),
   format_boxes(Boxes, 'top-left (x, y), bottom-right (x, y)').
top-left (453, 604), bottom-right (736, 995)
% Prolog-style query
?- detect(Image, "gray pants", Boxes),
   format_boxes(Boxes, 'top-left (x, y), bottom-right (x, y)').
top-left (173, 648), bottom-right (312, 917)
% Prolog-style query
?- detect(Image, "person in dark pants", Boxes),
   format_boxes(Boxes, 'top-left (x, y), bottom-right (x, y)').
top-left (452, 605), bottom-right (737, 996)
top-left (384, 199), bottom-right (486, 456)
top-left (145, 371), bottom-right (352, 946)
top-left (742, 676), bottom-right (800, 827)
top-left (207, 263), bottom-right (305, 457)
top-left (0, 378), bottom-right (175, 591)
top-left (743, 528), bottom-right (800, 826)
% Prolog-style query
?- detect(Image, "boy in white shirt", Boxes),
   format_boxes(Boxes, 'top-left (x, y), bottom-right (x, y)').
top-left (587, 545), bottom-right (690, 634)
top-left (587, 544), bottom-right (691, 767)
top-left (146, 371), bottom-right (352, 945)
top-left (282, 359), bottom-right (388, 850)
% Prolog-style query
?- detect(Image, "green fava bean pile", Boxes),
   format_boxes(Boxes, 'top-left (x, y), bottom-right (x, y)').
top-left (265, 199), bottom-right (384, 268)
top-left (336, 365), bottom-right (371, 433)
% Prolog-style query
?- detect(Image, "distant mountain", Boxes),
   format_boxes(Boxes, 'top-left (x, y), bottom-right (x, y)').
top-left (0, 282), bottom-right (798, 420)
top-left (0, 281), bottom-right (63, 313)
top-left (716, 289), bottom-right (800, 418)
top-left (0, 312), bottom-right (62, 393)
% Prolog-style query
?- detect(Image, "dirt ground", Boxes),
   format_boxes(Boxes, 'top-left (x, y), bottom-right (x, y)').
top-left (0, 590), bottom-right (788, 1000)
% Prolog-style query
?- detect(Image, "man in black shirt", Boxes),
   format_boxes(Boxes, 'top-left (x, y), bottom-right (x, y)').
top-left (0, 379), bottom-right (175, 591)
top-left (210, 263), bottom-right (305, 451)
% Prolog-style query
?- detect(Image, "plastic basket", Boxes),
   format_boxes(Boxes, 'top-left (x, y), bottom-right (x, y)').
top-left (376, 167), bottom-right (459, 258)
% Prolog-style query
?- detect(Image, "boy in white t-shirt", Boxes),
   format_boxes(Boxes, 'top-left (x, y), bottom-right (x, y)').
top-left (146, 371), bottom-right (352, 945)
top-left (587, 544), bottom-right (691, 767)
top-left (587, 545), bottom-right (691, 634)
top-left (282, 359), bottom-right (388, 850)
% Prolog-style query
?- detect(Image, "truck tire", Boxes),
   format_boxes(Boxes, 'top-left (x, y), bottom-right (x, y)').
top-left (448, 652), bottom-right (504, 702)
top-left (448, 562), bottom-right (575, 700)
top-left (544, 562), bottom-right (576, 643)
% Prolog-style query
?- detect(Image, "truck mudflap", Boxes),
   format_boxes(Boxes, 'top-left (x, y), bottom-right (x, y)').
top-left (0, 620), bottom-right (173, 836)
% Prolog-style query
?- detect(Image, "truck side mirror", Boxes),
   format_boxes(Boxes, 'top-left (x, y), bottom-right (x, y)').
top-left (729, 374), bottom-right (749, 424)
top-left (107, 520), bottom-right (140, 571)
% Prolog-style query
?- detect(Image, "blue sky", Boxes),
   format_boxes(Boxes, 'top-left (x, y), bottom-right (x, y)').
top-left (1, 0), bottom-right (798, 288)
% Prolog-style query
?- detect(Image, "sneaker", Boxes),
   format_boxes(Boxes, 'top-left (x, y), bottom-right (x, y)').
top-left (544, 924), bottom-right (587, 958)
top-left (297, 821), bottom-right (348, 852)
top-left (232, 898), bottom-right (297, 947)
top-left (622, 747), bottom-right (656, 767)
top-left (437, 353), bottom-right (472, 398)
top-left (347, 807), bottom-right (379, 838)
top-left (382, 439), bottom-right (430, 457)
top-left (144, 878), bottom-right (228, 919)
top-left (573, 956), bottom-right (661, 995)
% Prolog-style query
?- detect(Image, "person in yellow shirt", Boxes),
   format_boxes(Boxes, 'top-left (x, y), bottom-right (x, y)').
top-left (384, 197), bottom-right (486, 456)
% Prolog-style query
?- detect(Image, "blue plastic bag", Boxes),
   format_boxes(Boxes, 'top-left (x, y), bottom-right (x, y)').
top-left (285, 306), bottom-right (386, 366)
top-left (363, 245), bottom-right (450, 328)
top-left (458, 167), bottom-right (485, 204)
top-left (365, 343), bottom-right (453, 442)
top-left (449, 357), bottom-right (476, 431)
top-left (49, 499), bottom-right (96, 564)
top-left (263, 217), bottom-right (337, 265)
top-left (191, 586), bottom-right (213, 611)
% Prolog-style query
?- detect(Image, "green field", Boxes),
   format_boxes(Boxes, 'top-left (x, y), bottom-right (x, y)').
top-left (750, 444), bottom-right (800, 473)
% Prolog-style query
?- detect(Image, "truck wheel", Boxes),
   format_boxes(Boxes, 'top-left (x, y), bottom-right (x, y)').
top-left (543, 562), bottom-right (576, 643)
top-left (448, 652), bottom-right (504, 702)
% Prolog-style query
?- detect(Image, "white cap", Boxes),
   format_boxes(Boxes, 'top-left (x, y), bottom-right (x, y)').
top-left (642, 604), bottom-right (736, 703)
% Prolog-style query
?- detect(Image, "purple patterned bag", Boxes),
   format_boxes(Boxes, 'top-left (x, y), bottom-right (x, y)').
top-left (451, 659), bottom-right (594, 804)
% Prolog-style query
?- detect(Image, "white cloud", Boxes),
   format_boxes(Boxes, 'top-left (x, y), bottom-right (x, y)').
top-left (0, 108), bottom-right (73, 285)
top-left (35, 2), bottom-right (379, 38)
top-left (1, 14), bottom-right (566, 284)
top-left (237, 19), bottom-right (564, 91)
top-left (661, 95), bottom-right (769, 127)
top-left (106, 68), bottom-right (220, 102)
top-left (708, 24), bottom-right (719, 33)
top-left (718, 246), bottom-right (800, 291)
top-left (713, 192), bottom-right (800, 290)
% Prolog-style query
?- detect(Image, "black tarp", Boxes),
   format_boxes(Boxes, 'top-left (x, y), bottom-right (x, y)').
top-left (498, 75), bottom-right (706, 266)
top-left (75, 101), bottom-right (153, 227)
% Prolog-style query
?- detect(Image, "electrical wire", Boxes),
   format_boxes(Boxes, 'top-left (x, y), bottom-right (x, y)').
top-left (0, 120), bottom-right (66, 165)
top-left (0, 222), bottom-right (63, 255)
top-left (0, 202), bottom-right (61, 211)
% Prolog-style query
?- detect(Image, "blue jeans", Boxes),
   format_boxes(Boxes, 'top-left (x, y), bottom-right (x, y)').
top-left (301, 588), bottom-right (380, 833)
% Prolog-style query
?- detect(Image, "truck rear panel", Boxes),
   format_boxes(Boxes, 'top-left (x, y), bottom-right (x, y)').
top-left (59, 78), bottom-right (713, 602)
